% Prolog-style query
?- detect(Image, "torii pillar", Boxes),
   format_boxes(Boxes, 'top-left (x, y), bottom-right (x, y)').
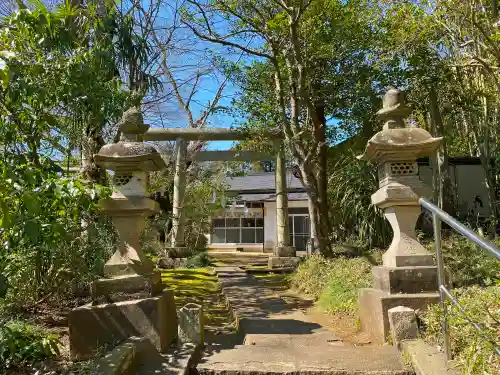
top-left (166, 138), bottom-right (189, 258)
top-left (269, 140), bottom-right (296, 266)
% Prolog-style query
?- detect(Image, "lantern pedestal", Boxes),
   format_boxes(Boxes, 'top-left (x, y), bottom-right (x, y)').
top-left (357, 89), bottom-right (442, 343)
top-left (69, 108), bottom-right (176, 359)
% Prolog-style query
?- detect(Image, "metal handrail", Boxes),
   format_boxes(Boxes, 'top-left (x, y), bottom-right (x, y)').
top-left (419, 197), bottom-right (500, 360)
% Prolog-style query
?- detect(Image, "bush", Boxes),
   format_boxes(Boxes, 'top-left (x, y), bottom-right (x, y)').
top-left (291, 254), bottom-right (374, 315)
top-left (186, 251), bottom-right (211, 268)
top-left (421, 286), bottom-right (499, 375)
top-left (0, 159), bottom-right (115, 310)
top-left (328, 155), bottom-right (392, 249)
top-left (0, 320), bottom-right (60, 369)
top-left (427, 235), bottom-right (500, 287)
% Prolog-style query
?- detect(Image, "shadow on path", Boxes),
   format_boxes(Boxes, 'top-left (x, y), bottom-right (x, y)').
top-left (240, 318), bottom-right (323, 335)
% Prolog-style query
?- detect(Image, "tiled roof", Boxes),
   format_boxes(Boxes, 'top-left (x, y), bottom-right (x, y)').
top-left (237, 192), bottom-right (308, 202)
top-left (226, 171), bottom-right (304, 192)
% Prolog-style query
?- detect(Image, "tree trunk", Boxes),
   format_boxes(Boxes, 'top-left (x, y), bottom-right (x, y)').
top-left (477, 92), bottom-right (500, 233)
top-left (299, 162), bottom-right (332, 256)
top-left (313, 102), bottom-right (331, 254)
top-left (81, 119), bottom-right (106, 183)
top-left (428, 86), bottom-right (452, 213)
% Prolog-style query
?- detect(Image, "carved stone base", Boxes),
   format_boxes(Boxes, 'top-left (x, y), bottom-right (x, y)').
top-left (91, 271), bottom-right (163, 301)
top-left (372, 266), bottom-right (439, 294)
top-left (104, 254), bottom-right (155, 277)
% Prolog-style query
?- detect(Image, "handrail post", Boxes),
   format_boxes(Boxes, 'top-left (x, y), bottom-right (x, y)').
top-left (433, 212), bottom-right (452, 360)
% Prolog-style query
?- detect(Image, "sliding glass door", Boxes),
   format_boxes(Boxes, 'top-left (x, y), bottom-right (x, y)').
top-left (288, 214), bottom-right (310, 251)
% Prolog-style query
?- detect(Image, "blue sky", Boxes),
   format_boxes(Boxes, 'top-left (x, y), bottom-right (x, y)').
top-left (138, 0), bottom-right (250, 151)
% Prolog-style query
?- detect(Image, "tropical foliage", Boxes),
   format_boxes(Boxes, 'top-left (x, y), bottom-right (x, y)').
top-left (0, 320), bottom-right (60, 370)
top-left (0, 1), bottom-right (129, 308)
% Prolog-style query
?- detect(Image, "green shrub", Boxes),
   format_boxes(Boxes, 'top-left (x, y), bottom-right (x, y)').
top-left (328, 155), bottom-right (392, 249)
top-left (291, 254), bottom-right (336, 299)
top-left (427, 235), bottom-right (500, 287)
top-left (291, 254), bottom-right (374, 315)
top-left (186, 251), bottom-right (211, 268)
top-left (421, 286), bottom-right (499, 375)
top-left (0, 320), bottom-right (60, 369)
top-left (318, 257), bottom-right (373, 314)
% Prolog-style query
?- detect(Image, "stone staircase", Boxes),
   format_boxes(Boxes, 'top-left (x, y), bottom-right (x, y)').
top-left (209, 251), bottom-right (269, 267)
top-left (197, 266), bottom-right (413, 375)
top-left (197, 344), bottom-right (413, 375)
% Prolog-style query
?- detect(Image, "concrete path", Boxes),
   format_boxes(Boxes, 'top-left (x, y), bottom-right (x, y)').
top-left (216, 266), bottom-right (341, 341)
top-left (198, 266), bottom-right (413, 375)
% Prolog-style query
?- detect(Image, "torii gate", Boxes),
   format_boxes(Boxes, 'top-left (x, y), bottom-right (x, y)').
top-left (143, 128), bottom-right (296, 258)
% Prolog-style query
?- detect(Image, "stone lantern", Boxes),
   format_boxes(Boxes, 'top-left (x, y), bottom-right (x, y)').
top-left (69, 108), bottom-right (178, 361)
top-left (92, 107), bottom-right (166, 296)
top-left (357, 89), bottom-right (442, 343)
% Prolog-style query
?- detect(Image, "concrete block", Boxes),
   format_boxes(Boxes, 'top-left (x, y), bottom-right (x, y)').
top-left (95, 337), bottom-right (144, 375)
top-left (403, 340), bottom-right (460, 375)
top-left (69, 290), bottom-right (178, 360)
top-left (178, 303), bottom-right (204, 344)
top-left (388, 306), bottom-right (418, 348)
top-left (91, 271), bottom-right (163, 301)
top-left (359, 288), bottom-right (439, 343)
top-left (373, 266), bottom-right (438, 294)
top-left (274, 246), bottom-right (296, 257)
top-left (268, 256), bottom-right (300, 268)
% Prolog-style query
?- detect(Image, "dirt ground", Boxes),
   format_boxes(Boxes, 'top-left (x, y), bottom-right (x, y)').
top-left (253, 273), bottom-right (372, 346)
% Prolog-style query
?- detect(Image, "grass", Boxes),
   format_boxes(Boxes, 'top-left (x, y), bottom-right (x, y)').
top-left (160, 267), bottom-right (235, 332)
top-left (291, 254), bottom-right (374, 315)
top-left (253, 272), bottom-right (291, 291)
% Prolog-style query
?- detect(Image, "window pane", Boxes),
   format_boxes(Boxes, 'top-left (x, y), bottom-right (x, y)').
top-left (289, 207), bottom-right (309, 214)
top-left (242, 228), bottom-right (255, 243)
top-left (212, 229), bottom-right (225, 243)
top-left (226, 228), bottom-right (240, 243)
top-left (294, 216), bottom-right (307, 234)
top-left (288, 217), bottom-right (293, 234)
top-left (212, 218), bottom-right (225, 228)
top-left (256, 228), bottom-right (264, 243)
top-left (255, 218), bottom-right (264, 227)
top-left (295, 235), bottom-right (308, 251)
top-left (226, 218), bottom-right (240, 228)
top-left (242, 218), bottom-right (255, 227)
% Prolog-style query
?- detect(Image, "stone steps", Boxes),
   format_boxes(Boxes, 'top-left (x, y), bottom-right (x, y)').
top-left (210, 252), bottom-right (269, 267)
top-left (200, 267), bottom-right (414, 375)
top-left (242, 332), bottom-right (344, 347)
top-left (197, 344), bottom-right (413, 375)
